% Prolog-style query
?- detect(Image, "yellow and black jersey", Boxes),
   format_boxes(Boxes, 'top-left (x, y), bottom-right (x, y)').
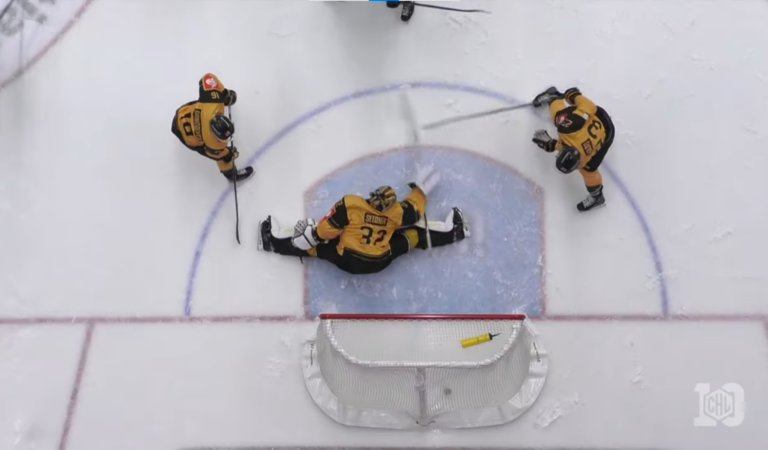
top-left (316, 189), bottom-right (427, 260)
top-left (173, 73), bottom-right (233, 156)
top-left (548, 94), bottom-right (608, 168)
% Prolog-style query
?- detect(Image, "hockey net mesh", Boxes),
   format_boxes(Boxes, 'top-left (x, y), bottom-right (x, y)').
top-left (311, 316), bottom-right (540, 426)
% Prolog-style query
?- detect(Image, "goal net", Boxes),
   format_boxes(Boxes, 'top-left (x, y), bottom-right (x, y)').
top-left (302, 313), bottom-right (548, 429)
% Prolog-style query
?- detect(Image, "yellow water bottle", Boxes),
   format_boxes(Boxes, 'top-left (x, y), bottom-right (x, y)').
top-left (461, 332), bottom-right (500, 348)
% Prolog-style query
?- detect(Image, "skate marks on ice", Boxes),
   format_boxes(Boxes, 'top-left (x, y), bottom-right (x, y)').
top-left (304, 146), bottom-right (544, 317)
top-left (0, 0), bottom-right (94, 90)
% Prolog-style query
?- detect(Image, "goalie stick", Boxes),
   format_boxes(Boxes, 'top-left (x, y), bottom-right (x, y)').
top-left (400, 86), bottom-right (432, 249)
top-left (422, 102), bottom-right (533, 131)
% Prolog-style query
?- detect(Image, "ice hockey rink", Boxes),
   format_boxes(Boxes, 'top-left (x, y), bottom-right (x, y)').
top-left (1, 0), bottom-right (768, 449)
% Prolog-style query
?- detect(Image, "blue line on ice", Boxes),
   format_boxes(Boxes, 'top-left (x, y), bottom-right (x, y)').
top-left (183, 82), bottom-right (669, 317)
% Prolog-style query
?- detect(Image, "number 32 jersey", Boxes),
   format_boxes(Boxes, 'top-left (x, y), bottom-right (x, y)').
top-left (315, 189), bottom-right (426, 260)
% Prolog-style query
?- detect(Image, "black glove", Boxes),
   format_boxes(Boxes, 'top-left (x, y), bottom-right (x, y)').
top-left (532, 130), bottom-right (557, 152)
top-left (225, 89), bottom-right (237, 106)
top-left (222, 145), bottom-right (238, 162)
top-left (564, 87), bottom-right (581, 104)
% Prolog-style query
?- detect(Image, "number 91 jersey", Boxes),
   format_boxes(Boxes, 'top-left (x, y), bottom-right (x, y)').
top-left (173, 73), bottom-right (230, 154)
top-left (315, 191), bottom-right (425, 260)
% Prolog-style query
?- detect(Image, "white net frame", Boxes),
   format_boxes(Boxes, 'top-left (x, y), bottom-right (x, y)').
top-left (302, 313), bottom-right (548, 429)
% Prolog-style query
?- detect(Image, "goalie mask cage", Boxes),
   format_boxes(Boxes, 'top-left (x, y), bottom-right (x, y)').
top-left (302, 313), bottom-right (548, 429)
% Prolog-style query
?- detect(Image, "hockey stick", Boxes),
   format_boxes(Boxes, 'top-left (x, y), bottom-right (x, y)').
top-left (228, 106), bottom-right (241, 245)
top-left (412, 2), bottom-right (491, 14)
top-left (400, 87), bottom-right (432, 249)
top-left (422, 102), bottom-right (533, 131)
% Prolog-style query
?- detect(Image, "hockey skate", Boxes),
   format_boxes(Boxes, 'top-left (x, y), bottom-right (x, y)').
top-left (257, 216), bottom-right (275, 252)
top-left (532, 87), bottom-right (563, 107)
top-left (449, 207), bottom-right (471, 241)
top-left (401, 1), bottom-right (415, 22)
top-left (577, 192), bottom-right (606, 212)
top-left (224, 166), bottom-right (254, 183)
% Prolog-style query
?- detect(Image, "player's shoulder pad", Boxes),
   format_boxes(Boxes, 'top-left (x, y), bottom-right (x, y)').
top-left (553, 106), bottom-right (588, 134)
top-left (343, 194), bottom-right (369, 208)
top-left (321, 196), bottom-right (351, 229)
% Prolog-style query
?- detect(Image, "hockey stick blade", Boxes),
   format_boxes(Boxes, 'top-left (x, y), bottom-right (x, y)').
top-left (422, 102), bottom-right (533, 131)
top-left (257, 221), bottom-right (264, 251)
top-left (413, 2), bottom-right (491, 14)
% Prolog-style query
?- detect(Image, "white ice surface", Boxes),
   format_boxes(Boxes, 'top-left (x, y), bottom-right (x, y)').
top-left (1, 0), bottom-right (768, 449)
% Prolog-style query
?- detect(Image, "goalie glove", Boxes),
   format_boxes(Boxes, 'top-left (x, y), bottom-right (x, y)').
top-left (292, 218), bottom-right (320, 251)
top-left (224, 89), bottom-right (237, 106)
top-left (532, 129), bottom-right (557, 152)
top-left (408, 163), bottom-right (440, 197)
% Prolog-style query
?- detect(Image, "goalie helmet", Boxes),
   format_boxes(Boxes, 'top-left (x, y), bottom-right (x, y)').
top-left (368, 186), bottom-right (397, 212)
top-left (555, 146), bottom-right (580, 174)
top-left (210, 114), bottom-right (235, 141)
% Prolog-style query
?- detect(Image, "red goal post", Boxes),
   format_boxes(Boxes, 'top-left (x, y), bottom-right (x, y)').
top-left (303, 312), bottom-right (548, 429)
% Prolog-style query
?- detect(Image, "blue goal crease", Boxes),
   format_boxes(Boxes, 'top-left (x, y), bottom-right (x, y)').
top-left (305, 148), bottom-right (544, 317)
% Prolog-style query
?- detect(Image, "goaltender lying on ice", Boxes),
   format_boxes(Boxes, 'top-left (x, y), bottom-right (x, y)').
top-left (257, 165), bottom-right (471, 275)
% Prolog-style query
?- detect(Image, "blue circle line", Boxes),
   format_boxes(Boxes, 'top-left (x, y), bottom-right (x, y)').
top-left (183, 81), bottom-right (669, 317)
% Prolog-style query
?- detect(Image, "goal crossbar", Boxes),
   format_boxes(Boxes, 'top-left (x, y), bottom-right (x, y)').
top-left (318, 313), bottom-right (527, 320)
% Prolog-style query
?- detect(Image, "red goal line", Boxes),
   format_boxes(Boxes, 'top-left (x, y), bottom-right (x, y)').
top-left (318, 313), bottom-right (528, 321)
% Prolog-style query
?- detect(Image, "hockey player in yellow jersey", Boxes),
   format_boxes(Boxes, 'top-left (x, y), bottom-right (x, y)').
top-left (530, 86), bottom-right (615, 211)
top-left (257, 167), bottom-right (470, 275)
top-left (171, 73), bottom-right (254, 183)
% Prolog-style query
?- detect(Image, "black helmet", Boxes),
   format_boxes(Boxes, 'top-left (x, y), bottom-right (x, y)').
top-left (555, 146), bottom-right (580, 173)
top-left (210, 114), bottom-right (234, 141)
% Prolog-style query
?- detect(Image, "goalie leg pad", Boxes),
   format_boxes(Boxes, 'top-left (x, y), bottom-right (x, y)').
top-left (292, 218), bottom-right (319, 251)
top-left (414, 207), bottom-right (470, 249)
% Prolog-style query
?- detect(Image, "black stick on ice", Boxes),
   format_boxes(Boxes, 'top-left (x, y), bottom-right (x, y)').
top-left (228, 106), bottom-right (241, 245)
top-left (413, 2), bottom-right (491, 14)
